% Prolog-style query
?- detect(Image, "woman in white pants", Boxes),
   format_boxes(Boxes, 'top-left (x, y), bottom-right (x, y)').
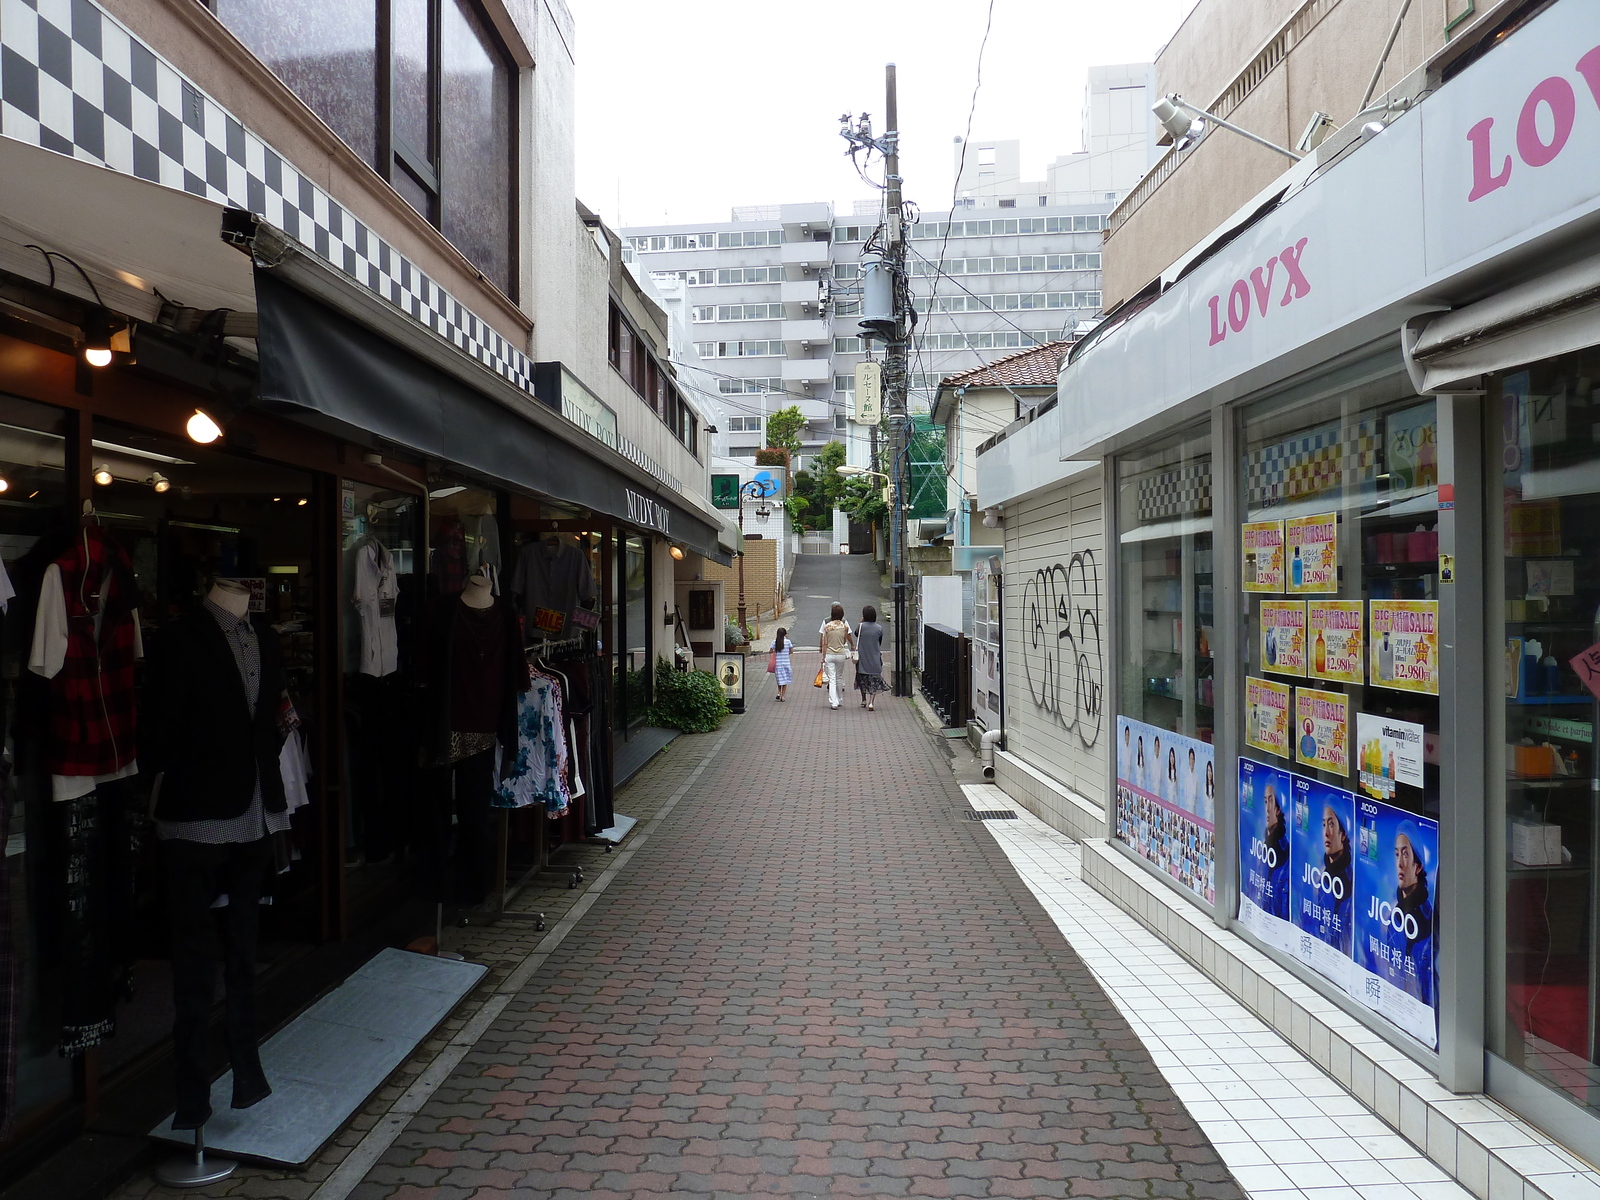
top-left (819, 603), bottom-right (856, 710)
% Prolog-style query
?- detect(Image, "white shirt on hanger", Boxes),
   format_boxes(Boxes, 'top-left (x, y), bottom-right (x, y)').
top-left (353, 540), bottom-right (399, 677)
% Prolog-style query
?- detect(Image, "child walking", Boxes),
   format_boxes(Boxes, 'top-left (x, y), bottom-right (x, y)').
top-left (771, 627), bottom-right (792, 701)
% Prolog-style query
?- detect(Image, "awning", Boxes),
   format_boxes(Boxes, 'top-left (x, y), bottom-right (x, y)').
top-left (0, 136), bottom-right (254, 320)
top-left (1403, 250), bottom-right (1600, 394)
top-left (253, 268), bottom-right (729, 562)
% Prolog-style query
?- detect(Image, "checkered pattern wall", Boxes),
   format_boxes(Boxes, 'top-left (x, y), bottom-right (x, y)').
top-left (1136, 460), bottom-right (1212, 523)
top-left (1245, 417), bottom-right (1382, 509)
top-left (0, 0), bottom-right (533, 391)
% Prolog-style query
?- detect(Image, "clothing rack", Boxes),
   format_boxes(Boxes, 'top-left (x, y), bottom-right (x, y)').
top-left (489, 628), bottom-right (603, 911)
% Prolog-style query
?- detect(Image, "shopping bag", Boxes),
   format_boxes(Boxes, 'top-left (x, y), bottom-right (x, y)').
top-left (767, 650), bottom-right (777, 674)
top-left (813, 665), bottom-right (827, 688)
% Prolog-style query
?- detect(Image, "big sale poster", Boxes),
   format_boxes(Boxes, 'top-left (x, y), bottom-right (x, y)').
top-left (1294, 687), bottom-right (1350, 775)
top-left (1245, 677), bottom-right (1291, 757)
top-left (1242, 520), bottom-right (1285, 592)
top-left (1286, 512), bottom-right (1338, 594)
top-left (1115, 716), bottom-right (1216, 905)
top-left (1370, 600), bottom-right (1440, 695)
top-left (1307, 600), bottom-right (1364, 685)
top-left (1291, 774), bottom-right (1356, 988)
top-left (1238, 759), bottom-right (1296, 953)
top-left (1260, 601), bottom-right (1307, 676)
top-left (1352, 799), bottom-right (1439, 1047)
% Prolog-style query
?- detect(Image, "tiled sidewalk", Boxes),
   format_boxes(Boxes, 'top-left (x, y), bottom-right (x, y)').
top-left (960, 782), bottom-right (1471, 1200)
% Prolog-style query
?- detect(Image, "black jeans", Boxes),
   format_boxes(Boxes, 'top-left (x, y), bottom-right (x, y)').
top-left (161, 837), bottom-right (271, 1129)
top-left (424, 749), bottom-right (494, 907)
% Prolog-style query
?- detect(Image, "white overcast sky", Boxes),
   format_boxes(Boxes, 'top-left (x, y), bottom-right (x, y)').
top-left (571, 0), bottom-right (1198, 230)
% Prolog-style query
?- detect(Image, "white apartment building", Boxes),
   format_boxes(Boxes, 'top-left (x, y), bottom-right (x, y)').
top-left (621, 64), bottom-right (1159, 477)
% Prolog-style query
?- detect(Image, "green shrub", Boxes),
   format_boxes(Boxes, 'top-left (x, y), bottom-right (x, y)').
top-left (649, 660), bottom-right (730, 733)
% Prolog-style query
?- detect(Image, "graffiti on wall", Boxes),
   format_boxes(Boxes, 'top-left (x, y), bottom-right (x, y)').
top-left (1020, 552), bottom-right (1103, 748)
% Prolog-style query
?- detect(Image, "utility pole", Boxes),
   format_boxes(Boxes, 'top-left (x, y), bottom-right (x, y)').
top-left (839, 64), bottom-right (911, 698)
top-left (883, 63), bottom-right (912, 699)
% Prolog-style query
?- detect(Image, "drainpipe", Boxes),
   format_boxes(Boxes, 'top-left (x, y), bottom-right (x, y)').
top-left (980, 727), bottom-right (1005, 780)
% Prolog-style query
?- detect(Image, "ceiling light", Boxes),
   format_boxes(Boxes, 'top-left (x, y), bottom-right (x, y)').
top-left (669, 545), bottom-right (686, 560)
top-left (0, 477), bottom-right (9, 493)
top-left (186, 409), bottom-right (223, 444)
top-left (93, 464), bottom-right (113, 486)
top-left (82, 310), bottom-right (113, 368)
top-left (148, 471), bottom-right (171, 493)
top-left (429, 485), bottom-right (467, 499)
top-left (297, 498), bottom-right (308, 506)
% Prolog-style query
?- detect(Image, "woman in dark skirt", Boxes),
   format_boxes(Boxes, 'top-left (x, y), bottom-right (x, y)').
top-left (855, 605), bottom-right (889, 710)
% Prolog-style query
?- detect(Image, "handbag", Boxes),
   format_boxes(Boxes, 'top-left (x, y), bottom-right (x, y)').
top-left (850, 650), bottom-right (859, 663)
top-left (766, 649), bottom-right (777, 674)
top-left (813, 665), bottom-right (827, 688)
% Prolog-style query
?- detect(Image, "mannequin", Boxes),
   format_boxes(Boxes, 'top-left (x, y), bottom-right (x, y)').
top-left (144, 577), bottom-right (290, 1136)
top-left (420, 568), bottom-right (527, 905)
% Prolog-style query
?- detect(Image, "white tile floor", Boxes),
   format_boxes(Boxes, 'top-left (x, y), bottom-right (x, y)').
top-left (962, 784), bottom-right (1471, 1200)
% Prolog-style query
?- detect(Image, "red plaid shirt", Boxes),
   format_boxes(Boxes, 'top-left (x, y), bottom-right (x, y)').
top-left (44, 527), bottom-right (139, 777)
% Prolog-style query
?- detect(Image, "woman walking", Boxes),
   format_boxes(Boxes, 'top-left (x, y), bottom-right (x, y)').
top-left (819, 604), bottom-right (856, 710)
top-left (855, 605), bottom-right (888, 710)
top-left (771, 627), bottom-right (792, 701)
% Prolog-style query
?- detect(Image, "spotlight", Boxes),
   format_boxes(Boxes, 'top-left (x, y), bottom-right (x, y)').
top-left (669, 545), bottom-right (686, 560)
top-left (93, 464), bottom-right (113, 486)
top-left (297, 498), bottom-right (308, 506)
top-left (1152, 94), bottom-right (1196, 142)
top-left (82, 310), bottom-right (113, 368)
top-left (148, 471), bottom-right (171, 494)
top-left (1361, 120), bottom-right (1387, 141)
top-left (186, 409), bottom-right (223, 444)
top-left (0, 477), bottom-right (8, 493)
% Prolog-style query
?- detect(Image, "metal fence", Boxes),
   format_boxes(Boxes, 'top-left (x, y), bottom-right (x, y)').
top-left (920, 623), bottom-right (971, 730)
top-left (799, 532), bottom-right (836, 555)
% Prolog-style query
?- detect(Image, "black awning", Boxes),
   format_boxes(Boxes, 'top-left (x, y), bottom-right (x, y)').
top-left (252, 268), bottom-right (726, 562)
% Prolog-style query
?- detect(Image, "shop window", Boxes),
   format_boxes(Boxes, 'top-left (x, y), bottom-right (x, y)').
top-left (1114, 426), bottom-right (1215, 906)
top-left (1235, 379), bottom-right (1441, 1051)
top-left (341, 479), bottom-right (422, 878)
top-left (1489, 345), bottom-right (1600, 1113)
top-left (616, 533), bottom-right (651, 733)
top-left (0, 394), bottom-right (75, 1131)
top-left (84, 419), bottom-right (322, 1073)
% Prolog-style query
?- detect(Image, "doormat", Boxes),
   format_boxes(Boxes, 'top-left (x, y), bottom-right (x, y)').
top-left (592, 813), bottom-right (638, 845)
top-left (149, 948), bottom-right (486, 1167)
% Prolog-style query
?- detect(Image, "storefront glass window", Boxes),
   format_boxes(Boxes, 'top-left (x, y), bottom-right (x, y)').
top-left (341, 480), bottom-right (421, 885)
top-left (616, 533), bottom-right (650, 733)
top-left (1489, 344), bottom-right (1600, 1114)
top-left (77, 419), bottom-right (321, 1074)
top-left (1234, 378), bottom-right (1441, 1051)
top-left (0, 394), bottom-right (75, 1131)
top-left (1114, 425), bottom-right (1215, 905)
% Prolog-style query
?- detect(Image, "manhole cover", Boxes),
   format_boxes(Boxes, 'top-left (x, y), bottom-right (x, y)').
top-left (967, 810), bottom-right (1018, 820)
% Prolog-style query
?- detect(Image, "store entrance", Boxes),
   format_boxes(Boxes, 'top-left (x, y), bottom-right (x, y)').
top-left (615, 532), bottom-right (651, 737)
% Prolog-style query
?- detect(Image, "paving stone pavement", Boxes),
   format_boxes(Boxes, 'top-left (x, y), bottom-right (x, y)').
top-left (115, 663), bottom-right (1244, 1200)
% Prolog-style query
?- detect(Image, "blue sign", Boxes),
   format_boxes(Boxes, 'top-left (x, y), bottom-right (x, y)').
top-left (1353, 798), bottom-right (1438, 1046)
top-left (750, 470), bottom-right (782, 498)
top-left (1291, 775), bottom-right (1355, 957)
top-left (1239, 759), bottom-right (1292, 923)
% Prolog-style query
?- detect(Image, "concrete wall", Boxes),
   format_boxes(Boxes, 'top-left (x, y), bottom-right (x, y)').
top-left (1102, 0), bottom-right (1448, 307)
top-left (998, 469), bottom-right (1109, 824)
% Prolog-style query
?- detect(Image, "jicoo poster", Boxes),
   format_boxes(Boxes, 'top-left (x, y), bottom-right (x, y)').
top-left (1242, 520), bottom-right (1285, 592)
top-left (1260, 600), bottom-right (1307, 676)
top-left (1295, 687), bottom-right (1350, 775)
top-left (1245, 676), bottom-right (1291, 757)
top-left (1370, 600), bottom-right (1440, 695)
top-left (1355, 713), bottom-right (1424, 800)
top-left (1238, 758), bottom-right (1296, 953)
top-left (1115, 715), bottom-right (1216, 905)
top-left (1353, 799), bottom-right (1439, 1047)
top-left (1291, 774), bottom-right (1356, 987)
top-left (1286, 512), bottom-right (1338, 594)
top-left (1307, 599), bottom-right (1364, 685)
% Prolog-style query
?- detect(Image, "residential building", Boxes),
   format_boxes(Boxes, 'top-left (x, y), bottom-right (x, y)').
top-left (977, 0), bottom-right (1600, 1193)
top-left (620, 63), bottom-right (1156, 548)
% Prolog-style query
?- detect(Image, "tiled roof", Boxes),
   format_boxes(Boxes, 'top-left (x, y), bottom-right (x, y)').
top-left (937, 340), bottom-right (1071, 390)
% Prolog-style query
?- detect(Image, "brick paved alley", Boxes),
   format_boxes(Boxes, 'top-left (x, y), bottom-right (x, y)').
top-left (336, 659), bottom-right (1243, 1198)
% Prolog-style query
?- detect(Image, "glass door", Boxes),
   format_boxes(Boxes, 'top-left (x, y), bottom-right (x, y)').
top-left (614, 532), bottom-right (650, 735)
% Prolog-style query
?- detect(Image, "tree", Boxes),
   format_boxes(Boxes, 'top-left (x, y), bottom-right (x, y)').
top-left (837, 475), bottom-right (888, 526)
top-left (765, 406), bottom-right (805, 454)
top-left (813, 441), bottom-right (848, 510)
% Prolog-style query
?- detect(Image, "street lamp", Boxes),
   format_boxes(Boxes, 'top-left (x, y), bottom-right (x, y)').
top-left (735, 479), bottom-right (772, 641)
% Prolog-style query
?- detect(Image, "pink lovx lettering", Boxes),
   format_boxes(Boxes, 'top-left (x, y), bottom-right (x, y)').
top-left (1208, 238), bottom-right (1312, 346)
top-left (1468, 44), bottom-right (1600, 202)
